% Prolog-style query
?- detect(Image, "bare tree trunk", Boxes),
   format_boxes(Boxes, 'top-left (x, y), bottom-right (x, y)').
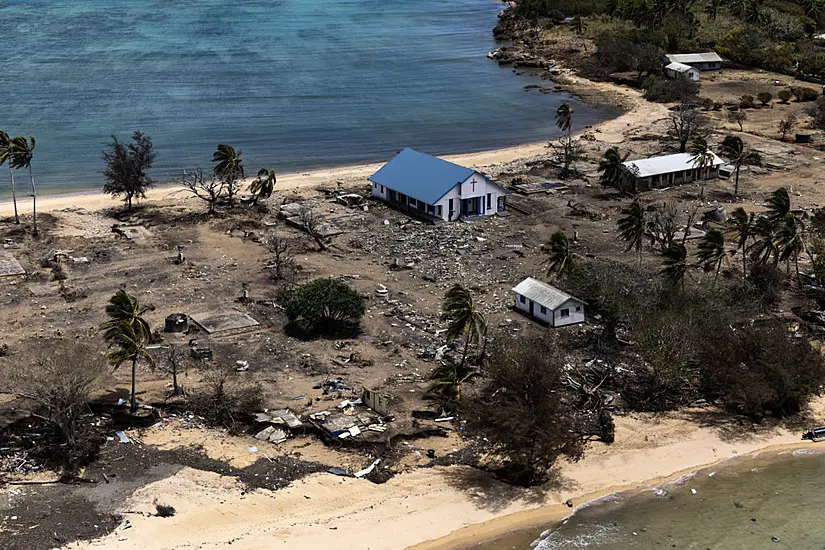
top-left (734, 165), bottom-right (740, 198)
top-left (28, 166), bottom-right (37, 235)
top-left (8, 165), bottom-right (19, 224)
top-left (130, 358), bottom-right (138, 413)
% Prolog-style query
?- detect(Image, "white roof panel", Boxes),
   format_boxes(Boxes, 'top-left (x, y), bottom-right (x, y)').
top-left (623, 152), bottom-right (725, 178)
top-left (666, 52), bottom-right (723, 64)
top-left (665, 62), bottom-right (696, 73)
top-left (512, 277), bottom-right (581, 310)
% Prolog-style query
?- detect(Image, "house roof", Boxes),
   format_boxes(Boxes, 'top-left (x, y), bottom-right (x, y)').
top-left (369, 148), bottom-right (475, 205)
top-left (624, 152), bottom-right (725, 178)
top-left (666, 52), bottom-right (723, 64)
top-left (665, 62), bottom-right (697, 73)
top-left (512, 277), bottom-right (581, 310)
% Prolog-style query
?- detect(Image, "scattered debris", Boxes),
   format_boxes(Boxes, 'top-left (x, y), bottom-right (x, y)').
top-left (354, 458), bottom-right (381, 478)
top-left (0, 250), bottom-right (26, 277)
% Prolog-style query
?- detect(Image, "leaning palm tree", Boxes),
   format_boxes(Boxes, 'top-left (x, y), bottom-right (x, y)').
top-left (661, 242), bottom-right (688, 290)
top-left (718, 135), bottom-right (761, 198)
top-left (617, 199), bottom-right (647, 264)
top-left (555, 103), bottom-right (573, 135)
top-left (249, 168), bottom-right (276, 204)
top-left (0, 131), bottom-right (19, 224)
top-left (727, 207), bottom-right (755, 278)
top-left (765, 187), bottom-right (790, 225)
top-left (441, 284), bottom-right (487, 367)
top-left (8, 136), bottom-right (37, 234)
top-left (427, 356), bottom-right (481, 402)
top-left (101, 289), bottom-right (156, 412)
top-left (750, 215), bottom-right (780, 267)
top-left (689, 136), bottom-right (715, 200)
top-left (696, 229), bottom-right (727, 278)
top-left (213, 143), bottom-right (244, 207)
top-left (776, 212), bottom-right (805, 284)
top-left (544, 231), bottom-right (574, 280)
top-left (598, 147), bottom-right (630, 195)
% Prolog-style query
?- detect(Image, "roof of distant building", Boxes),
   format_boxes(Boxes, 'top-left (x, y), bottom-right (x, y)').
top-left (512, 277), bottom-right (581, 310)
top-left (624, 152), bottom-right (725, 178)
top-left (665, 62), bottom-right (698, 73)
top-left (666, 52), bottom-right (723, 64)
top-left (369, 148), bottom-right (475, 205)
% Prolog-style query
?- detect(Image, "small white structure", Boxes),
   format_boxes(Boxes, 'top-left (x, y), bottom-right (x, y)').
top-left (512, 278), bottom-right (585, 327)
top-left (622, 152), bottom-right (726, 192)
top-left (665, 62), bottom-right (700, 82)
top-left (369, 148), bottom-right (510, 221)
top-left (665, 52), bottom-right (723, 71)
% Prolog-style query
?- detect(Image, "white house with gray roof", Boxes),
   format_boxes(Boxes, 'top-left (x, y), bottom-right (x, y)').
top-left (512, 278), bottom-right (585, 327)
top-left (665, 62), bottom-right (700, 82)
top-left (665, 52), bottom-right (723, 71)
top-left (622, 152), bottom-right (726, 192)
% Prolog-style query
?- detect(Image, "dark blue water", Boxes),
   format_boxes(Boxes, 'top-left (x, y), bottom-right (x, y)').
top-left (0, 0), bottom-right (616, 197)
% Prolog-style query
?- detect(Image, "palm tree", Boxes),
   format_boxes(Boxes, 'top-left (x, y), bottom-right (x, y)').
top-left (555, 103), bottom-right (573, 135)
top-left (598, 147), bottom-right (629, 194)
top-left (718, 135), bottom-right (761, 198)
top-left (427, 356), bottom-right (481, 401)
top-left (750, 215), bottom-right (780, 266)
top-left (8, 136), bottom-right (37, 234)
top-left (249, 168), bottom-right (276, 204)
top-left (441, 284), bottom-right (487, 367)
top-left (213, 144), bottom-right (244, 207)
top-left (544, 231), bottom-right (574, 280)
top-left (661, 242), bottom-right (688, 290)
top-left (727, 207), bottom-right (755, 278)
top-left (765, 187), bottom-right (790, 225)
top-left (689, 136), bottom-right (715, 200)
top-left (696, 229), bottom-right (727, 278)
top-left (776, 212), bottom-right (805, 284)
top-left (617, 199), bottom-right (647, 264)
top-left (0, 131), bottom-right (19, 224)
top-left (101, 289), bottom-right (156, 412)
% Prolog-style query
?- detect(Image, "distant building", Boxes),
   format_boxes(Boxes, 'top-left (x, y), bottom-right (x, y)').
top-left (665, 62), bottom-right (700, 82)
top-left (622, 152), bottom-right (725, 192)
top-left (369, 148), bottom-right (509, 221)
top-left (665, 52), bottom-right (723, 71)
top-left (512, 277), bottom-right (585, 327)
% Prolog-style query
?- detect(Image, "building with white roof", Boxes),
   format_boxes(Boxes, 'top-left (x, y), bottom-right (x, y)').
top-left (512, 278), bottom-right (585, 327)
top-left (622, 152), bottom-right (725, 192)
top-left (665, 52), bottom-right (723, 71)
top-left (665, 61), bottom-right (700, 82)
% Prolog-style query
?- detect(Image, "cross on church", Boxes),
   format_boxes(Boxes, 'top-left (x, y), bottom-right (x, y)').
top-left (470, 178), bottom-right (476, 192)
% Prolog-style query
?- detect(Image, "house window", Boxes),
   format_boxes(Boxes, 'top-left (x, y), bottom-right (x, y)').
top-left (560, 308), bottom-right (570, 318)
top-left (575, 306), bottom-right (582, 312)
top-left (380, 185), bottom-right (384, 193)
top-left (540, 305), bottom-right (547, 314)
top-left (487, 193), bottom-right (491, 209)
top-left (436, 205), bottom-right (443, 217)
top-left (519, 295), bottom-right (526, 304)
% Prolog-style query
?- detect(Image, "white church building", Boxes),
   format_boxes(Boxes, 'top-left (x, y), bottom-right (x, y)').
top-left (369, 148), bottom-right (510, 221)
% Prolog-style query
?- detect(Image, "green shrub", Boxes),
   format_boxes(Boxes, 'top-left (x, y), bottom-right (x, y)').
top-left (643, 74), bottom-right (699, 102)
top-left (285, 278), bottom-right (365, 336)
top-left (778, 89), bottom-right (792, 103)
top-left (792, 86), bottom-right (819, 102)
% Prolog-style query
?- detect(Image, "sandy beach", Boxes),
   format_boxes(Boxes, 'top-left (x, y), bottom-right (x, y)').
top-left (0, 75), bottom-right (645, 219)
top-left (59, 405), bottom-right (820, 550)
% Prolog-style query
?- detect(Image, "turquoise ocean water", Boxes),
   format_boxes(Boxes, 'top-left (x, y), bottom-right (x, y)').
top-left (476, 450), bottom-right (825, 549)
top-left (0, 0), bottom-right (616, 198)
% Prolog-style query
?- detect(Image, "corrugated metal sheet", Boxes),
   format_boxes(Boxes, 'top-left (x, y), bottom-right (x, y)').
top-left (624, 152), bottom-right (725, 178)
top-left (666, 52), bottom-right (723, 64)
top-left (665, 62), bottom-right (695, 73)
top-left (512, 277), bottom-right (580, 310)
top-left (368, 147), bottom-right (474, 205)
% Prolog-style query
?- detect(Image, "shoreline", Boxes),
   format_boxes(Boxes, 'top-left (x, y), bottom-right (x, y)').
top-left (412, 441), bottom-right (822, 550)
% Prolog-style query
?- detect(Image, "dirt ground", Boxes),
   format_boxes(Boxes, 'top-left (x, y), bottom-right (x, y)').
top-left (1, 63), bottom-right (825, 549)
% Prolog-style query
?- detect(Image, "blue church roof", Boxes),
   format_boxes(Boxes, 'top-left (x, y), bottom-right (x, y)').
top-left (369, 148), bottom-right (475, 205)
